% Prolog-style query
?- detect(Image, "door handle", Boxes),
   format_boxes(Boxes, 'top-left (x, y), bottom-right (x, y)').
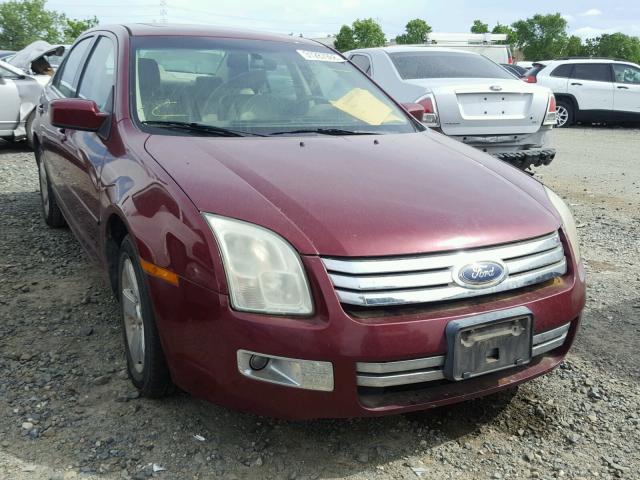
top-left (37, 104), bottom-right (44, 113)
top-left (617, 85), bottom-right (629, 89)
top-left (58, 128), bottom-right (67, 142)
top-left (571, 82), bottom-right (582, 86)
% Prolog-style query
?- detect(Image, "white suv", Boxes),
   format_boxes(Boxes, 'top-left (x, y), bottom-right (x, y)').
top-left (530, 58), bottom-right (640, 127)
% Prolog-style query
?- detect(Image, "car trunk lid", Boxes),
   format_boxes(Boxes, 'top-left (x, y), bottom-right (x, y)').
top-left (409, 78), bottom-right (548, 136)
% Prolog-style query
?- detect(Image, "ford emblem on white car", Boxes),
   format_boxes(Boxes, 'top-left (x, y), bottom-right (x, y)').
top-left (454, 261), bottom-right (507, 289)
top-left (490, 85), bottom-right (503, 91)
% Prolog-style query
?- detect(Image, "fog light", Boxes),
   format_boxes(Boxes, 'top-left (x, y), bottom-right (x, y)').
top-left (237, 350), bottom-right (334, 391)
top-left (249, 355), bottom-right (269, 371)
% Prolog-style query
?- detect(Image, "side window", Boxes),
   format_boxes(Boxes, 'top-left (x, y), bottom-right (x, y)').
top-left (613, 64), bottom-right (640, 84)
top-left (53, 38), bottom-right (93, 97)
top-left (550, 64), bottom-right (572, 78)
top-left (350, 54), bottom-right (372, 75)
top-left (77, 37), bottom-right (116, 111)
top-left (572, 63), bottom-right (612, 82)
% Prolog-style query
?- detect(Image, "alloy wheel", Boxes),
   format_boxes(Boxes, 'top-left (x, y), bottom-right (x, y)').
top-left (556, 105), bottom-right (569, 127)
top-left (121, 258), bottom-right (145, 374)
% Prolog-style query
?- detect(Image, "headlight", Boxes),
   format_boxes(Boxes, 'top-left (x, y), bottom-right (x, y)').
top-left (203, 214), bottom-right (313, 315)
top-left (544, 186), bottom-right (581, 264)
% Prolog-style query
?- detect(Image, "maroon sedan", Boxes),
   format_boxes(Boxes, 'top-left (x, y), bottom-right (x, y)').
top-left (33, 24), bottom-right (585, 419)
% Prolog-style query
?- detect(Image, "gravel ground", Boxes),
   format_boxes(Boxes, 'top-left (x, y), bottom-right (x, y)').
top-left (1, 127), bottom-right (639, 480)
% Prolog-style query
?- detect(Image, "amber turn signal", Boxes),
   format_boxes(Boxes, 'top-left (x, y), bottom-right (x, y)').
top-left (140, 258), bottom-right (179, 286)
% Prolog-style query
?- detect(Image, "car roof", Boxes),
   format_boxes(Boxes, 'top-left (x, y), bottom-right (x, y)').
top-left (93, 23), bottom-right (320, 46)
top-left (350, 45), bottom-right (483, 56)
top-left (549, 58), bottom-right (635, 65)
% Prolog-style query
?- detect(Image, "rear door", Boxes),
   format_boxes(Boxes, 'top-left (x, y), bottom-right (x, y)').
top-left (568, 63), bottom-right (614, 113)
top-left (612, 63), bottom-right (640, 117)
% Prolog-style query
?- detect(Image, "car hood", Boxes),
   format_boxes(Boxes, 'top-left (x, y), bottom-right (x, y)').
top-left (7, 40), bottom-right (65, 72)
top-left (144, 132), bottom-right (559, 257)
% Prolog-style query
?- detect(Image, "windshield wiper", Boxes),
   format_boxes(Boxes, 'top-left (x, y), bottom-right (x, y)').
top-left (269, 128), bottom-right (378, 136)
top-left (141, 121), bottom-right (266, 137)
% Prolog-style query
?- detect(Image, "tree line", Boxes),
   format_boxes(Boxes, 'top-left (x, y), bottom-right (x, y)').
top-left (0, 0), bottom-right (98, 50)
top-left (334, 13), bottom-right (640, 64)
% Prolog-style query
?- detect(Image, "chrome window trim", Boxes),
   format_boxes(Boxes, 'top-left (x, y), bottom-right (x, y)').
top-left (356, 322), bottom-right (570, 388)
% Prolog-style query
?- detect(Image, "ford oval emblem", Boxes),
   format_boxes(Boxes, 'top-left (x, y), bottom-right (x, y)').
top-left (455, 261), bottom-right (507, 289)
top-left (490, 85), bottom-right (502, 91)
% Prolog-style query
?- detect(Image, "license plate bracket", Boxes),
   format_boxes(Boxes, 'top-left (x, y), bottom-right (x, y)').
top-left (444, 307), bottom-right (533, 381)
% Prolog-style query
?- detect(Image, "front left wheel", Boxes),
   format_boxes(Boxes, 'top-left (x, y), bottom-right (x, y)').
top-left (118, 236), bottom-right (173, 397)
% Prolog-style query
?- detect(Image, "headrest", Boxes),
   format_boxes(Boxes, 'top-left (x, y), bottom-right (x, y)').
top-left (138, 58), bottom-right (161, 90)
top-left (226, 53), bottom-right (248, 71)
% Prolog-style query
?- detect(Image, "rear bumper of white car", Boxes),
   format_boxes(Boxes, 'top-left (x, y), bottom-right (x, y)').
top-left (449, 127), bottom-right (555, 170)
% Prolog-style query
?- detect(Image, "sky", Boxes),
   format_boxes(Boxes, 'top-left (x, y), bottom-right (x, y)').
top-left (13, 0), bottom-right (640, 40)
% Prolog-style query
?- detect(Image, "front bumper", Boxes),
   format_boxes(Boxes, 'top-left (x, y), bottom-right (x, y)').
top-left (146, 254), bottom-right (585, 420)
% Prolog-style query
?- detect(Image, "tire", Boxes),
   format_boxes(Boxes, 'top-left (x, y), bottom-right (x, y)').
top-left (25, 110), bottom-right (35, 150)
top-left (118, 235), bottom-right (173, 397)
top-left (37, 151), bottom-right (66, 228)
top-left (555, 100), bottom-right (574, 128)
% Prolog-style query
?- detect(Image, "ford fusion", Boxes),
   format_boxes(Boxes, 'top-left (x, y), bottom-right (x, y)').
top-left (33, 24), bottom-right (585, 419)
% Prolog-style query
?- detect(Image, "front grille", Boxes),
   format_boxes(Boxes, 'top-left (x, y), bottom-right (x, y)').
top-left (321, 231), bottom-right (566, 307)
top-left (356, 322), bottom-right (570, 388)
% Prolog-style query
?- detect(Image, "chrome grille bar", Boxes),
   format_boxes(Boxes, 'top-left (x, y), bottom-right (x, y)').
top-left (356, 323), bottom-right (570, 387)
top-left (322, 231), bottom-right (566, 307)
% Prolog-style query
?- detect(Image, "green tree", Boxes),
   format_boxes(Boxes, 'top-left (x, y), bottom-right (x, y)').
top-left (396, 18), bottom-right (432, 44)
top-left (586, 33), bottom-right (640, 64)
top-left (334, 18), bottom-right (385, 51)
top-left (334, 25), bottom-right (356, 52)
top-left (563, 35), bottom-right (585, 57)
top-left (492, 22), bottom-right (518, 45)
top-left (470, 20), bottom-right (489, 34)
top-left (63, 16), bottom-right (98, 43)
top-left (0, 0), bottom-right (64, 49)
top-left (511, 13), bottom-right (569, 60)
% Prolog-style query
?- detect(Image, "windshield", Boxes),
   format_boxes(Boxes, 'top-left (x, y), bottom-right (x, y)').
top-left (389, 51), bottom-right (514, 80)
top-left (132, 36), bottom-right (419, 136)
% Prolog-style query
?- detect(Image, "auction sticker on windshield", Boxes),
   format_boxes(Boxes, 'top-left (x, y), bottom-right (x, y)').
top-left (297, 50), bottom-right (345, 62)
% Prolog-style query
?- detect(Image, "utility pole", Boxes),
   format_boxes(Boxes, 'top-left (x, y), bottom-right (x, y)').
top-left (159, 0), bottom-right (168, 23)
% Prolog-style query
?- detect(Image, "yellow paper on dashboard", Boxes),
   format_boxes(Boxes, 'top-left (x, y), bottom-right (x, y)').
top-left (330, 88), bottom-right (403, 125)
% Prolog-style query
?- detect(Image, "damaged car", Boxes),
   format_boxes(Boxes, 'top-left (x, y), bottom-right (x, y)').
top-left (0, 41), bottom-right (65, 145)
top-left (0, 59), bottom-right (44, 143)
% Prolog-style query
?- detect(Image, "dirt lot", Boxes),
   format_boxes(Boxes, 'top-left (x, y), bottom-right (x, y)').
top-left (1, 127), bottom-right (639, 480)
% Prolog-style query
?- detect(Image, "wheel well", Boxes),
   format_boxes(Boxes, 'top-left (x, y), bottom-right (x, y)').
top-left (555, 94), bottom-right (578, 111)
top-left (106, 214), bottom-right (129, 295)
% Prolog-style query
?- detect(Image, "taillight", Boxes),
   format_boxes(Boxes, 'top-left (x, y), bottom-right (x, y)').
top-left (526, 75), bottom-right (537, 83)
top-left (543, 94), bottom-right (557, 125)
top-left (415, 94), bottom-right (439, 127)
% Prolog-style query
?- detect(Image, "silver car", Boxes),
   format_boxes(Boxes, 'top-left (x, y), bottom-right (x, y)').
top-left (0, 59), bottom-right (45, 143)
top-left (1, 41), bottom-right (65, 145)
top-left (345, 46), bottom-right (558, 170)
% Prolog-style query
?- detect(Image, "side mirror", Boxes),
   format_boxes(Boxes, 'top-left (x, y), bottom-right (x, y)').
top-left (402, 102), bottom-right (425, 122)
top-left (50, 98), bottom-right (109, 132)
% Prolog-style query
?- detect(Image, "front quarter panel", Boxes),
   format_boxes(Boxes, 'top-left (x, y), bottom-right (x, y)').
top-left (100, 120), bottom-right (220, 293)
